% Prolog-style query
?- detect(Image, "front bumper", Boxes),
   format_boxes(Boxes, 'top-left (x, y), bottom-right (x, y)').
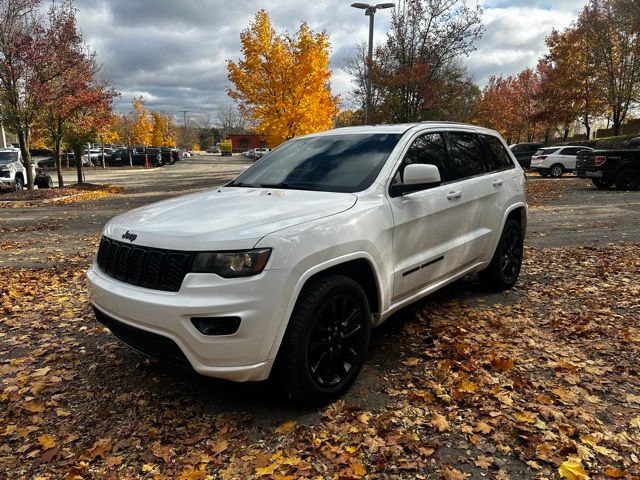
top-left (87, 263), bottom-right (299, 382)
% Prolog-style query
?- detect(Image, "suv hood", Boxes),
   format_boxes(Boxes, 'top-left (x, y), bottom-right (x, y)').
top-left (104, 187), bottom-right (357, 251)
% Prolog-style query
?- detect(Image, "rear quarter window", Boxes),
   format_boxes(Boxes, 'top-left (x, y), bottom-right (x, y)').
top-left (535, 148), bottom-right (560, 155)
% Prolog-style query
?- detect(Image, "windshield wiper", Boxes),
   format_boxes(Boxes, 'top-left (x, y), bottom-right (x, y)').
top-left (258, 182), bottom-right (321, 191)
top-left (227, 181), bottom-right (259, 188)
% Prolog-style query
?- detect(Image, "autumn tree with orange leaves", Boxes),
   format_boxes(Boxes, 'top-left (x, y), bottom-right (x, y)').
top-left (227, 10), bottom-right (338, 147)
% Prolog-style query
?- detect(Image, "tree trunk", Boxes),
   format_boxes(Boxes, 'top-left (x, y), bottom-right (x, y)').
top-left (54, 136), bottom-right (63, 188)
top-left (613, 121), bottom-right (622, 136)
top-left (563, 128), bottom-right (569, 141)
top-left (74, 146), bottom-right (84, 185)
top-left (17, 129), bottom-right (34, 190)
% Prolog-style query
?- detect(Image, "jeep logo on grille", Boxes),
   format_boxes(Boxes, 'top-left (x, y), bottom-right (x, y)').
top-left (122, 231), bottom-right (137, 242)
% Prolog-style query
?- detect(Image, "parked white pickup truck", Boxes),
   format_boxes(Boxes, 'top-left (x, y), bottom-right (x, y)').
top-left (0, 147), bottom-right (53, 191)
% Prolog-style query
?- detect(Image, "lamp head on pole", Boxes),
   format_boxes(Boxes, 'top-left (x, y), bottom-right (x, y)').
top-left (351, 2), bottom-right (394, 15)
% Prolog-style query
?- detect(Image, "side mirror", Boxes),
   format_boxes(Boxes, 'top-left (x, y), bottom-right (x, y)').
top-left (390, 164), bottom-right (441, 197)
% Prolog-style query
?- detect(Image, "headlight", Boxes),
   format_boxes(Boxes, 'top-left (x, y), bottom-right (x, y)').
top-left (191, 249), bottom-right (271, 278)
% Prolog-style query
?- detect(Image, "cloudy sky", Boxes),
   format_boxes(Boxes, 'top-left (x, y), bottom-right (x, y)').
top-left (74, 0), bottom-right (585, 118)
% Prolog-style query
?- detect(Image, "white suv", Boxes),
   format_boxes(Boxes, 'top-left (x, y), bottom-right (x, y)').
top-left (87, 123), bottom-right (527, 404)
top-left (530, 146), bottom-right (593, 177)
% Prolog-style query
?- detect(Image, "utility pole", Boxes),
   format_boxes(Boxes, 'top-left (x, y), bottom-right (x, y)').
top-left (351, 2), bottom-right (394, 125)
top-left (181, 110), bottom-right (189, 149)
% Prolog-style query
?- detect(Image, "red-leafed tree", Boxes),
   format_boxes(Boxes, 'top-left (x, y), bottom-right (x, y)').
top-left (41, 1), bottom-right (117, 187)
top-left (0, 0), bottom-right (53, 189)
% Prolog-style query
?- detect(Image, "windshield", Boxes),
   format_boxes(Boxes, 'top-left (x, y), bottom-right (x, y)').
top-left (0, 151), bottom-right (19, 165)
top-left (228, 133), bottom-right (402, 193)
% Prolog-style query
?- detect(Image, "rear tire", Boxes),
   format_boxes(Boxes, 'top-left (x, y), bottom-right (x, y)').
top-left (614, 168), bottom-right (640, 191)
top-left (277, 274), bottom-right (371, 406)
top-left (549, 164), bottom-right (564, 178)
top-left (592, 178), bottom-right (613, 189)
top-left (478, 218), bottom-right (524, 292)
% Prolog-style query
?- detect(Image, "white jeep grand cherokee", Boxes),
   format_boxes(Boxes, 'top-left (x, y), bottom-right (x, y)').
top-left (88, 123), bottom-right (527, 404)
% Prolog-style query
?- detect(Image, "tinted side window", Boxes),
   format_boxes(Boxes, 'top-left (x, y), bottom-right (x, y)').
top-left (561, 147), bottom-right (581, 155)
top-left (481, 135), bottom-right (514, 171)
top-left (447, 132), bottom-right (487, 180)
top-left (395, 132), bottom-right (450, 183)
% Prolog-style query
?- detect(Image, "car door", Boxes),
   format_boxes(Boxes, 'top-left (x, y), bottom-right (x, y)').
top-left (387, 131), bottom-right (477, 301)
top-left (556, 147), bottom-right (575, 169)
top-left (443, 131), bottom-right (500, 264)
top-left (464, 133), bottom-right (520, 262)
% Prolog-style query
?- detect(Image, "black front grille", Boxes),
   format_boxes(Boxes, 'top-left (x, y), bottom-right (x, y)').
top-left (96, 236), bottom-right (194, 292)
top-left (94, 308), bottom-right (190, 369)
top-left (0, 169), bottom-right (10, 177)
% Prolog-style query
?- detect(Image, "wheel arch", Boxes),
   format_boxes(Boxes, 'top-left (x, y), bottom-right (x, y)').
top-left (615, 161), bottom-right (640, 175)
top-left (265, 253), bottom-right (384, 367)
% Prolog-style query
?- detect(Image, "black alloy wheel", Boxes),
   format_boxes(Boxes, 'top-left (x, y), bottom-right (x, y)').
top-left (278, 274), bottom-right (371, 405)
top-left (308, 293), bottom-right (367, 388)
top-left (479, 218), bottom-right (524, 291)
top-left (500, 222), bottom-right (523, 285)
top-left (615, 168), bottom-right (640, 191)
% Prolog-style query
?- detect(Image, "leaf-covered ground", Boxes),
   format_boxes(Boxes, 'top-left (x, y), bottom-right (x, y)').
top-left (1, 241), bottom-right (639, 479)
top-left (0, 184), bottom-right (124, 208)
top-left (1, 170), bottom-right (639, 479)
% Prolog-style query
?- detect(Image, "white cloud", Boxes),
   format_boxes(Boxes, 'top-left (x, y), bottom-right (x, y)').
top-left (72, 0), bottom-right (586, 115)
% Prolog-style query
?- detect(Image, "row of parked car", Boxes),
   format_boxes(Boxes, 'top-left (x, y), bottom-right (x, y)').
top-left (510, 138), bottom-right (640, 190)
top-left (509, 142), bottom-right (593, 177)
top-left (36, 146), bottom-right (193, 169)
top-left (242, 147), bottom-right (270, 161)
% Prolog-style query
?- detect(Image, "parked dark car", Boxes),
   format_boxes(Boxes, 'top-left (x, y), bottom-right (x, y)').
top-left (160, 147), bottom-right (178, 165)
top-left (107, 148), bottom-right (163, 167)
top-left (509, 143), bottom-right (544, 169)
top-left (38, 153), bottom-right (81, 168)
top-left (576, 149), bottom-right (640, 190)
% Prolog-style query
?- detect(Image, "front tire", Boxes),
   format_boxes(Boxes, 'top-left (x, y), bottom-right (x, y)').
top-left (14, 176), bottom-right (24, 191)
top-left (615, 168), bottom-right (640, 191)
top-left (278, 275), bottom-right (371, 406)
top-left (478, 218), bottom-right (524, 291)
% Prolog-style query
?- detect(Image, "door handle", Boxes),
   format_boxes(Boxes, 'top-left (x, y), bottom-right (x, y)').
top-left (446, 190), bottom-right (462, 200)
top-left (492, 179), bottom-right (504, 187)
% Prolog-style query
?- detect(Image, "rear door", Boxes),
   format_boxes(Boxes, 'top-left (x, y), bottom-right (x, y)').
top-left (444, 131), bottom-right (500, 264)
top-left (557, 147), bottom-right (583, 170)
top-left (388, 131), bottom-right (475, 301)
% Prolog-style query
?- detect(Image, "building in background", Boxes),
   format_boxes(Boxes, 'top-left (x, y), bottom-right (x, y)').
top-left (226, 134), bottom-right (265, 152)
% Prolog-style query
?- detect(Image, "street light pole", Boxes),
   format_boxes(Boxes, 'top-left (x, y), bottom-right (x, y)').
top-left (351, 2), bottom-right (394, 125)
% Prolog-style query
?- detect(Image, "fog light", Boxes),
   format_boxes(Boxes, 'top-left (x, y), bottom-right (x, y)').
top-left (191, 317), bottom-right (240, 336)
